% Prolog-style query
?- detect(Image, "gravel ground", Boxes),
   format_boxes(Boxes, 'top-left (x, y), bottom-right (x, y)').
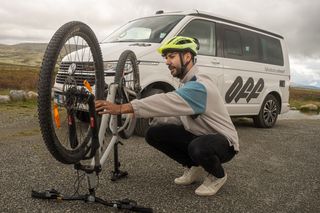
top-left (0, 108), bottom-right (319, 213)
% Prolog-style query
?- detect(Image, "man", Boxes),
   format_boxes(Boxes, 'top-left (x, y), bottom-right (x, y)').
top-left (95, 36), bottom-right (239, 196)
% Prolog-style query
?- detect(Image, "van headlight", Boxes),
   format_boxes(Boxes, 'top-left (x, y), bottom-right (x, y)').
top-left (103, 61), bottom-right (118, 70)
top-left (104, 61), bottom-right (159, 69)
top-left (138, 61), bottom-right (159, 66)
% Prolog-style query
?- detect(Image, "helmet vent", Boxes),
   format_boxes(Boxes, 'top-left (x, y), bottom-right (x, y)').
top-left (177, 40), bottom-right (191, 45)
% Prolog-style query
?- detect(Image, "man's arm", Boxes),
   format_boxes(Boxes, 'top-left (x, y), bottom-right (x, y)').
top-left (95, 100), bottom-right (134, 115)
top-left (95, 80), bottom-right (207, 118)
top-left (131, 81), bottom-right (207, 118)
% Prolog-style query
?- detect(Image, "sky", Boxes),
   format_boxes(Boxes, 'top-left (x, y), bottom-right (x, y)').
top-left (1, 0), bottom-right (319, 88)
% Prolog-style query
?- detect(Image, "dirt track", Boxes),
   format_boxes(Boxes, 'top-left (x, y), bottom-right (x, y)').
top-left (0, 107), bottom-right (319, 213)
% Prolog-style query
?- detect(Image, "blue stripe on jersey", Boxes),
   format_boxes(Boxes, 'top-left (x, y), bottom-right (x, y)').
top-left (175, 81), bottom-right (207, 114)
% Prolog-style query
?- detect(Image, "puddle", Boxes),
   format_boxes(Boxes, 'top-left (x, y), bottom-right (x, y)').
top-left (278, 110), bottom-right (320, 120)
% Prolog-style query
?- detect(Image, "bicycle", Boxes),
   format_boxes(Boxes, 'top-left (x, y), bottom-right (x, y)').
top-left (33, 21), bottom-right (152, 212)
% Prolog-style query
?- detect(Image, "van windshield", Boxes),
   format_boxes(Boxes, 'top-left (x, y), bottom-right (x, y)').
top-left (103, 15), bottom-right (184, 43)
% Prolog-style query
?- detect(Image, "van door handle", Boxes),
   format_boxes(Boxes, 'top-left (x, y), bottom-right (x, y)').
top-left (211, 60), bottom-right (220, 65)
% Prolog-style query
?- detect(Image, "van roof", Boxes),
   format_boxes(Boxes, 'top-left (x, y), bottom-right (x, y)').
top-left (153, 9), bottom-right (283, 39)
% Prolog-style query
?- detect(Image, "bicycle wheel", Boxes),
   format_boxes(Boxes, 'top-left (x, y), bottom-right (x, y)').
top-left (113, 50), bottom-right (140, 139)
top-left (38, 21), bottom-right (104, 164)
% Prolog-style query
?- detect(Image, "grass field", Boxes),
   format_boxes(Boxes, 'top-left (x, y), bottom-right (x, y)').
top-left (0, 43), bottom-right (46, 67)
top-left (289, 87), bottom-right (320, 111)
top-left (0, 43), bottom-right (44, 90)
top-left (0, 63), bottom-right (39, 90)
top-left (0, 99), bottom-right (37, 111)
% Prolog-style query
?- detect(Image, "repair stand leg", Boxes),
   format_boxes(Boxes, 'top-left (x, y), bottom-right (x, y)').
top-left (111, 141), bottom-right (128, 181)
top-left (86, 172), bottom-right (97, 202)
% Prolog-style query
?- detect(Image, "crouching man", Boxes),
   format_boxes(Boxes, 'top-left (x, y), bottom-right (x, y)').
top-left (95, 36), bottom-right (239, 196)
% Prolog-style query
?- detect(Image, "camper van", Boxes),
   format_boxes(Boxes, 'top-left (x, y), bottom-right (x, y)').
top-left (57, 10), bottom-right (290, 136)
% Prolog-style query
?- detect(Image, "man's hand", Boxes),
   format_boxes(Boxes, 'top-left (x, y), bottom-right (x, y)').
top-left (95, 100), bottom-right (134, 115)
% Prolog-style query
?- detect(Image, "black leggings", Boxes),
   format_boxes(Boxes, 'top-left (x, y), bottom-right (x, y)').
top-left (145, 124), bottom-right (236, 178)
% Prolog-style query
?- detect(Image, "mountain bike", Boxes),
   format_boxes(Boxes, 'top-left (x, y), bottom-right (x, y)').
top-left (34, 21), bottom-right (151, 212)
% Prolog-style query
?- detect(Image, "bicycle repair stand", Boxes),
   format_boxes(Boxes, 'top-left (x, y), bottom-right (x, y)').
top-left (32, 130), bottom-right (150, 212)
top-left (31, 137), bottom-right (151, 211)
top-left (32, 137), bottom-right (150, 212)
top-left (31, 162), bottom-right (152, 212)
top-left (111, 140), bottom-right (129, 181)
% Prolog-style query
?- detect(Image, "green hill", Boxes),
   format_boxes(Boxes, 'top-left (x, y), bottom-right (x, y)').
top-left (0, 42), bottom-right (87, 90)
top-left (0, 43), bottom-right (47, 67)
top-left (0, 43), bottom-right (47, 90)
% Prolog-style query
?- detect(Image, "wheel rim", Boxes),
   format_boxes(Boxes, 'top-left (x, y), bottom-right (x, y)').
top-left (117, 58), bottom-right (137, 134)
top-left (51, 34), bottom-right (97, 151)
top-left (263, 99), bottom-right (278, 126)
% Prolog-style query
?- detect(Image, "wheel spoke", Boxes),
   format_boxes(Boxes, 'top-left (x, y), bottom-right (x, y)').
top-left (68, 39), bottom-right (74, 61)
top-left (81, 38), bottom-right (85, 62)
top-left (261, 98), bottom-right (278, 126)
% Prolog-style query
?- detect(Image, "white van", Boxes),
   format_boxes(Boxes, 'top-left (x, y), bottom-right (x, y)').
top-left (57, 10), bottom-right (290, 136)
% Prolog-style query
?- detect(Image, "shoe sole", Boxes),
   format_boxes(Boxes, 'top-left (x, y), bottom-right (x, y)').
top-left (174, 175), bottom-right (206, 185)
top-left (174, 180), bottom-right (197, 185)
top-left (195, 176), bottom-right (227, 196)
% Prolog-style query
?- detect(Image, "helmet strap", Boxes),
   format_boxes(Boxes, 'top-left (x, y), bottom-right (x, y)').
top-left (177, 52), bottom-right (191, 80)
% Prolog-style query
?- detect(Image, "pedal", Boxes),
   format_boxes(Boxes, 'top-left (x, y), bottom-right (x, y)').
top-left (31, 189), bottom-right (62, 200)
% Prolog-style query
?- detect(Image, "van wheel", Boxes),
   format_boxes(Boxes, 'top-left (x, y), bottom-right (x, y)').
top-left (134, 88), bottom-right (165, 136)
top-left (253, 94), bottom-right (279, 128)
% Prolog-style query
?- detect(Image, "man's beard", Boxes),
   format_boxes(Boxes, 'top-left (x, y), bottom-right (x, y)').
top-left (168, 65), bottom-right (182, 78)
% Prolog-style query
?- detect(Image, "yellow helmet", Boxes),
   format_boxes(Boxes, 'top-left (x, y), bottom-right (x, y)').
top-left (158, 36), bottom-right (199, 56)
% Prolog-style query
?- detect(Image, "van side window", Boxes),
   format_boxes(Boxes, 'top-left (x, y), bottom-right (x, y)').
top-left (224, 30), bottom-right (242, 57)
top-left (241, 30), bottom-right (259, 61)
top-left (178, 19), bottom-right (216, 56)
top-left (260, 36), bottom-right (284, 66)
top-left (220, 24), bottom-right (284, 66)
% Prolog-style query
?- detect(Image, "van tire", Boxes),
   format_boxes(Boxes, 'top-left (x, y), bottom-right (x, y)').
top-left (253, 94), bottom-right (279, 128)
top-left (134, 88), bottom-right (165, 137)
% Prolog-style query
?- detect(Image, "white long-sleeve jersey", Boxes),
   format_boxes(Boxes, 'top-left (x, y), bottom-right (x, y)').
top-left (131, 65), bottom-right (239, 151)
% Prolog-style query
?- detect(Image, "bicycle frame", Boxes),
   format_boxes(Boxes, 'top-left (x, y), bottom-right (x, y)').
top-left (79, 82), bottom-right (135, 188)
top-left (97, 83), bottom-right (134, 164)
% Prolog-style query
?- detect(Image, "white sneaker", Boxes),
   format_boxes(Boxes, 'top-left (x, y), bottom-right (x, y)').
top-left (174, 166), bottom-right (205, 185)
top-left (195, 173), bottom-right (227, 196)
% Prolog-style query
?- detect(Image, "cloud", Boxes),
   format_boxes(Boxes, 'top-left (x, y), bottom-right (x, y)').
top-left (128, 0), bottom-right (320, 57)
top-left (1, 0), bottom-right (319, 51)
top-left (0, 0), bottom-right (319, 87)
top-left (290, 57), bottom-right (320, 87)
top-left (0, 0), bottom-right (160, 43)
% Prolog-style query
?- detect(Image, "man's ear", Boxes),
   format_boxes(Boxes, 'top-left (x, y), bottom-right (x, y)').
top-left (184, 52), bottom-right (192, 62)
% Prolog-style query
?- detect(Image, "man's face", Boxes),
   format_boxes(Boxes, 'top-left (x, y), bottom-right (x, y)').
top-left (164, 52), bottom-right (193, 78)
top-left (164, 52), bottom-right (182, 78)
